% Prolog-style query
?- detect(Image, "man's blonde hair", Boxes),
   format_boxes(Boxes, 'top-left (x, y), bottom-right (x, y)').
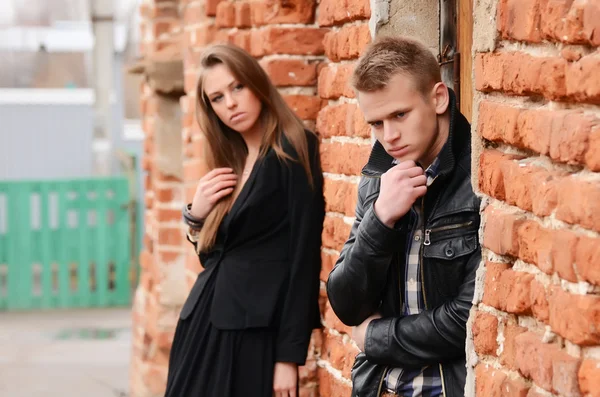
top-left (352, 36), bottom-right (442, 95)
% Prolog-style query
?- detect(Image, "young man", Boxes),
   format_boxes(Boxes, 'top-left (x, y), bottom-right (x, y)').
top-left (326, 36), bottom-right (481, 397)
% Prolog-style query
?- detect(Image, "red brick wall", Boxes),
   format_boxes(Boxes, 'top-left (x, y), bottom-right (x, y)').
top-left (132, 0), bottom-right (373, 396)
top-left (470, 1), bottom-right (600, 396)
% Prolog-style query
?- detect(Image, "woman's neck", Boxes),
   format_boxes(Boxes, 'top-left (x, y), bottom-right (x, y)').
top-left (241, 121), bottom-right (264, 157)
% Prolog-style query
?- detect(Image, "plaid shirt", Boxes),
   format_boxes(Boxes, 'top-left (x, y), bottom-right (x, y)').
top-left (384, 156), bottom-right (443, 396)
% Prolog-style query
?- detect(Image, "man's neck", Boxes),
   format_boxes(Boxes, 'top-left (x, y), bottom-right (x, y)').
top-left (419, 113), bottom-right (450, 169)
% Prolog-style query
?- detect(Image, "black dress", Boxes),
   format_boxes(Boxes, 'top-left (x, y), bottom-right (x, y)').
top-left (164, 132), bottom-right (325, 397)
top-left (164, 220), bottom-right (277, 396)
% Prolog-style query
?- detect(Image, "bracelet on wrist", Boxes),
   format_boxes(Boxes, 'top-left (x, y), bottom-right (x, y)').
top-left (182, 204), bottom-right (205, 230)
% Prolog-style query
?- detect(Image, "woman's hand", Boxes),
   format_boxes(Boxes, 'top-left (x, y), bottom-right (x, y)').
top-left (190, 167), bottom-right (237, 219)
top-left (273, 362), bottom-right (298, 397)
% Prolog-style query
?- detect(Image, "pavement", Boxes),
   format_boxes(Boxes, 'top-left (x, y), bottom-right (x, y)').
top-left (0, 307), bottom-right (132, 397)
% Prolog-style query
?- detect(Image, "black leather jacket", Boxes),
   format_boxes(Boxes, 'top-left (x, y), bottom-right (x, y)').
top-left (326, 91), bottom-right (481, 397)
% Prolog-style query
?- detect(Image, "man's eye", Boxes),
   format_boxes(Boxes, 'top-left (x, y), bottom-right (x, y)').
top-left (396, 112), bottom-right (406, 118)
top-left (370, 121), bottom-right (382, 128)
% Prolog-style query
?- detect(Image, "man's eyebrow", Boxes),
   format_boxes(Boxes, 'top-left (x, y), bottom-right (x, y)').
top-left (365, 108), bottom-right (410, 124)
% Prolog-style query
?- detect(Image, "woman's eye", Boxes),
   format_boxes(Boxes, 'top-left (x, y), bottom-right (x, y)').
top-left (233, 83), bottom-right (244, 91)
top-left (211, 95), bottom-right (223, 103)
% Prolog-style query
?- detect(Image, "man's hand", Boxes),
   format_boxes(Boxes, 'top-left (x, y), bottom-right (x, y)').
top-left (352, 313), bottom-right (382, 351)
top-left (374, 160), bottom-right (426, 227)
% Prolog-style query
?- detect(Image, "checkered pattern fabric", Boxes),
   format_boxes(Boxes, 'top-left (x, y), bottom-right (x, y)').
top-left (383, 157), bottom-right (443, 396)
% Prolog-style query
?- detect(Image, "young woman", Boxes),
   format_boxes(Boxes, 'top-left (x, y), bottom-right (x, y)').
top-left (164, 43), bottom-right (325, 397)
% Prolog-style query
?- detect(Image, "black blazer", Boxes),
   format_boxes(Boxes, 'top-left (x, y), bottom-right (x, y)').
top-left (179, 130), bottom-right (325, 365)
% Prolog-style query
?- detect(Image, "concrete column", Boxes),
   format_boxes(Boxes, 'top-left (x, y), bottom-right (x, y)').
top-left (90, 0), bottom-right (115, 176)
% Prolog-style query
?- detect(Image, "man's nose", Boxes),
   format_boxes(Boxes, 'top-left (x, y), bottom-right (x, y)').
top-left (382, 122), bottom-right (399, 143)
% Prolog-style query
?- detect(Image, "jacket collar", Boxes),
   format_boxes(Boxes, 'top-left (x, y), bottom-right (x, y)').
top-left (361, 88), bottom-right (470, 179)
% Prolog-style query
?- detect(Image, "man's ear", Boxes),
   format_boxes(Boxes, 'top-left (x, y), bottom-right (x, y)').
top-left (432, 82), bottom-right (449, 115)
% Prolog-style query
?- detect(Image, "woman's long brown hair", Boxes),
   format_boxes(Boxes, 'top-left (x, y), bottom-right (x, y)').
top-left (195, 43), bottom-right (313, 252)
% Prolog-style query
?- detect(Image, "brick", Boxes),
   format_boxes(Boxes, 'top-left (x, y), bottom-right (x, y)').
top-left (323, 24), bottom-right (371, 62)
top-left (183, 3), bottom-right (203, 25)
top-left (260, 59), bottom-right (318, 87)
top-left (319, 141), bottom-right (370, 176)
top-left (323, 178), bottom-right (358, 217)
top-left (156, 208), bottom-right (181, 223)
top-left (472, 311), bottom-right (499, 356)
top-left (142, 3), bottom-right (179, 19)
top-left (505, 271), bottom-right (534, 314)
top-left (530, 279), bottom-right (550, 323)
top-left (205, 0), bottom-right (224, 16)
top-left (576, 236), bottom-right (600, 286)
top-left (316, 103), bottom-right (370, 139)
top-left (143, 364), bottom-right (168, 395)
top-left (549, 111), bottom-right (593, 166)
top-left (261, 27), bottom-right (328, 56)
top-left (482, 261), bottom-right (512, 310)
top-left (158, 227), bottom-right (185, 246)
top-left (474, 364), bottom-right (512, 397)
top-left (318, 0), bottom-right (370, 26)
top-left (317, 367), bottom-right (352, 397)
top-left (283, 95), bottom-right (326, 120)
top-left (515, 332), bottom-right (560, 391)
top-left (552, 350), bottom-right (581, 397)
top-left (579, 359), bottom-right (600, 397)
top-left (322, 215), bottom-right (352, 252)
top-left (482, 206), bottom-right (526, 257)
top-left (320, 250), bottom-right (338, 283)
top-left (498, 0), bottom-right (543, 42)
top-left (517, 221), bottom-right (553, 274)
top-left (477, 101), bottom-right (524, 149)
top-left (183, 159), bottom-right (204, 181)
top-left (322, 331), bottom-right (359, 379)
top-left (318, 63), bottom-right (356, 99)
top-left (323, 301), bottom-right (353, 336)
top-left (551, 229), bottom-right (579, 282)
top-left (215, 1), bottom-right (235, 27)
top-left (585, 128), bottom-right (600, 171)
top-left (566, 56), bottom-right (600, 104)
top-left (155, 186), bottom-right (183, 203)
top-left (501, 322), bottom-right (528, 371)
top-left (556, 177), bottom-right (600, 233)
top-left (251, 0), bottom-right (316, 25)
top-left (548, 286), bottom-right (600, 345)
top-left (475, 52), bottom-right (569, 101)
top-left (478, 150), bottom-right (511, 201)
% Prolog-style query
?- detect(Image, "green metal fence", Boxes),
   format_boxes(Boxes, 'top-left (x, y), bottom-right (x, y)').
top-left (0, 178), bottom-right (132, 311)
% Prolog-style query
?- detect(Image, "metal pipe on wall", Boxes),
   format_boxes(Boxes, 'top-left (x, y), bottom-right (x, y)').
top-left (439, 0), bottom-right (458, 94)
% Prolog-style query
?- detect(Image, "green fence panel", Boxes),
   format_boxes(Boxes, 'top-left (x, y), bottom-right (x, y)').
top-left (0, 177), bottom-right (131, 311)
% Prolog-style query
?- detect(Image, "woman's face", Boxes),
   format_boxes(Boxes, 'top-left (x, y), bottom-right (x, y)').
top-left (203, 64), bottom-right (263, 136)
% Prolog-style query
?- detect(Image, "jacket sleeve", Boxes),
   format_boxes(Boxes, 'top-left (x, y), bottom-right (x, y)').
top-left (275, 136), bottom-right (325, 365)
top-left (364, 248), bottom-right (480, 368)
top-left (326, 177), bottom-right (408, 326)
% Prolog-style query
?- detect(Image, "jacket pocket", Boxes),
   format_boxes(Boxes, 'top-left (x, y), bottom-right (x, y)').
top-left (350, 352), bottom-right (386, 397)
top-left (423, 223), bottom-right (478, 298)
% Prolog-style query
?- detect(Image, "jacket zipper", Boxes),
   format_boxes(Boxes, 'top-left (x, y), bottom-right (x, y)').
top-left (420, 199), bottom-right (447, 397)
top-left (376, 367), bottom-right (387, 396)
top-left (423, 220), bottom-right (474, 246)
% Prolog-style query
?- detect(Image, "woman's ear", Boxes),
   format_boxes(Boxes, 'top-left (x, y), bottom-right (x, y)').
top-left (432, 82), bottom-right (450, 115)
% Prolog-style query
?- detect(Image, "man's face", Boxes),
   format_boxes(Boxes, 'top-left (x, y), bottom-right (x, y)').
top-left (357, 73), bottom-right (448, 168)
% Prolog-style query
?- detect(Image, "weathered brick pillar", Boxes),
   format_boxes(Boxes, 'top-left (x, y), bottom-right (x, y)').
top-left (130, 1), bottom-right (186, 396)
top-left (467, 1), bottom-right (600, 396)
top-left (315, 0), bottom-right (373, 394)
